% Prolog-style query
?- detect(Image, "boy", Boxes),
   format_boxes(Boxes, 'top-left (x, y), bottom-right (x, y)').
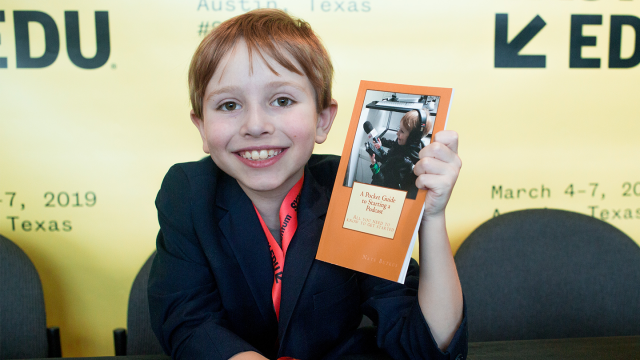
top-left (148, 9), bottom-right (466, 360)
top-left (369, 110), bottom-right (433, 199)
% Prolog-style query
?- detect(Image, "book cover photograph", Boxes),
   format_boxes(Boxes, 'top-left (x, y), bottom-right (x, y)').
top-left (316, 81), bottom-right (454, 283)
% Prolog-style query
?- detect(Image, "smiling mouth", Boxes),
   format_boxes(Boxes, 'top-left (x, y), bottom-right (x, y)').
top-left (238, 149), bottom-right (283, 161)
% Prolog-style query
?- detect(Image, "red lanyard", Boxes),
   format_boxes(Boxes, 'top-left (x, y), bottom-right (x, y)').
top-left (253, 175), bottom-right (303, 321)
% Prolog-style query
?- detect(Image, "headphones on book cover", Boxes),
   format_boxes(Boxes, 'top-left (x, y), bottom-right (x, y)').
top-left (406, 108), bottom-right (429, 144)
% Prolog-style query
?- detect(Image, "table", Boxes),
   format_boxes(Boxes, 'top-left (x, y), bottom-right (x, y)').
top-left (22, 336), bottom-right (640, 359)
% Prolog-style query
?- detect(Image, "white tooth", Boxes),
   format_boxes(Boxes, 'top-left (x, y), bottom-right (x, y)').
top-left (259, 150), bottom-right (268, 159)
top-left (268, 149), bottom-right (274, 156)
top-left (251, 150), bottom-right (260, 160)
top-left (244, 151), bottom-right (251, 159)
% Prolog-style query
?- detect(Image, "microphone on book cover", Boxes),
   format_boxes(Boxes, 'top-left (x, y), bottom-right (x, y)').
top-left (363, 121), bottom-right (382, 158)
top-left (363, 121), bottom-right (380, 143)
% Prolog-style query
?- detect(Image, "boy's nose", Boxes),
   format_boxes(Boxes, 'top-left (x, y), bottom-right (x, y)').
top-left (241, 105), bottom-right (274, 137)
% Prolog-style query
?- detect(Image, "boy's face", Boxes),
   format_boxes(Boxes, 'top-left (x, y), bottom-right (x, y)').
top-left (191, 39), bottom-right (337, 198)
top-left (397, 123), bottom-right (409, 146)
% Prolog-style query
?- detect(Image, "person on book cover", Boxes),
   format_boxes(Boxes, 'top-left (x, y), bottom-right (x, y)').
top-left (368, 110), bottom-right (434, 199)
top-left (148, 9), bottom-right (467, 360)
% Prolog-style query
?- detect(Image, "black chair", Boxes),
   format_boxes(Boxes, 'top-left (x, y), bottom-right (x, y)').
top-left (0, 234), bottom-right (61, 359)
top-left (454, 209), bottom-right (640, 342)
top-left (114, 251), bottom-right (165, 356)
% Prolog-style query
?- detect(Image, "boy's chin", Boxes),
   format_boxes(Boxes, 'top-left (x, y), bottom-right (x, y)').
top-left (238, 174), bottom-right (301, 194)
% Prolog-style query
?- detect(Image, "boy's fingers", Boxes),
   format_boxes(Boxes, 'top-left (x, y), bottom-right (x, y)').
top-left (414, 156), bottom-right (459, 179)
top-left (419, 142), bottom-right (462, 169)
top-left (415, 173), bottom-right (448, 192)
top-left (432, 130), bottom-right (459, 154)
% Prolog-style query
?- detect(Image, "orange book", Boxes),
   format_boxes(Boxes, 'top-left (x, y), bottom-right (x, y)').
top-left (316, 81), bottom-right (454, 283)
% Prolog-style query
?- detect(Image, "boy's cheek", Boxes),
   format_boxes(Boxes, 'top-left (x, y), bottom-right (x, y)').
top-left (206, 139), bottom-right (226, 155)
top-left (294, 117), bottom-right (321, 137)
top-left (205, 127), bottom-right (232, 148)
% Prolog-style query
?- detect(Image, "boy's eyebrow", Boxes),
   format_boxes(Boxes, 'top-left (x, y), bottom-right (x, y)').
top-left (206, 81), bottom-right (310, 102)
top-left (205, 86), bottom-right (241, 102)
top-left (264, 81), bottom-right (309, 94)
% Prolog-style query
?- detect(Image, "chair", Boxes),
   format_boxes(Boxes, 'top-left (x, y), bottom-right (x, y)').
top-left (454, 209), bottom-right (640, 342)
top-left (0, 234), bottom-right (61, 359)
top-left (114, 251), bottom-right (165, 356)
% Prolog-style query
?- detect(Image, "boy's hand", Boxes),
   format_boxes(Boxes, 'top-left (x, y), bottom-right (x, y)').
top-left (414, 131), bottom-right (461, 219)
top-left (369, 153), bottom-right (376, 165)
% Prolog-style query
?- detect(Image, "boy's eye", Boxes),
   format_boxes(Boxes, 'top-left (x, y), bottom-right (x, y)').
top-left (219, 101), bottom-right (241, 111)
top-left (272, 97), bottom-right (294, 107)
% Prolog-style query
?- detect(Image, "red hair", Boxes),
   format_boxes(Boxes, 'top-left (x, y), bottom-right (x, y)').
top-left (188, 9), bottom-right (333, 118)
top-left (401, 110), bottom-right (433, 137)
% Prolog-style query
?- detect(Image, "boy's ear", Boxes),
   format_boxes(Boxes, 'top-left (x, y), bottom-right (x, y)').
top-left (190, 110), bottom-right (210, 154)
top-left (315, 99), bottom-right (338, 144)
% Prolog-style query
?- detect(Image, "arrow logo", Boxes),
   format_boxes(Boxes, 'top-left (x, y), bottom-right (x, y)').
top-left (495, 14), bottom-right (546, 68)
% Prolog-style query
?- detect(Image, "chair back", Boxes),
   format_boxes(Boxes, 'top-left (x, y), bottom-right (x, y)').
top-left (126, 251), bottom-right (164, 355)
top-left (454, 209), bottom-right (640, 341)
top-left (0, 234), bottom-right (48, 359)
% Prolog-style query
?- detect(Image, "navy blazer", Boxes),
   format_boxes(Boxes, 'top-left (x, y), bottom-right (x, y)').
top-left (148, 155), bottom-right (467, 360)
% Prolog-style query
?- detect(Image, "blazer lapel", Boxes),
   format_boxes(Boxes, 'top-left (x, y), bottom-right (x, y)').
top-left (214, 172), bottom-right (277, 324)
top-left (277, 167), bottom-right (330, 341)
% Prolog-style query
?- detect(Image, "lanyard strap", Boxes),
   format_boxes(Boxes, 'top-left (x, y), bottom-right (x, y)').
top-left (253, 175), bottom-right (303, 321)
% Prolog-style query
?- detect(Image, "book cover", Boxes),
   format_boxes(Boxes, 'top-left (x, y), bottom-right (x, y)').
top-left (316, 81), bottom-right (454, 283)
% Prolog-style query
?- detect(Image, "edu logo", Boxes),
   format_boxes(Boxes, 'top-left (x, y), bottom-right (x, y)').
top-left (0, 10), bottom-right (110, 69)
